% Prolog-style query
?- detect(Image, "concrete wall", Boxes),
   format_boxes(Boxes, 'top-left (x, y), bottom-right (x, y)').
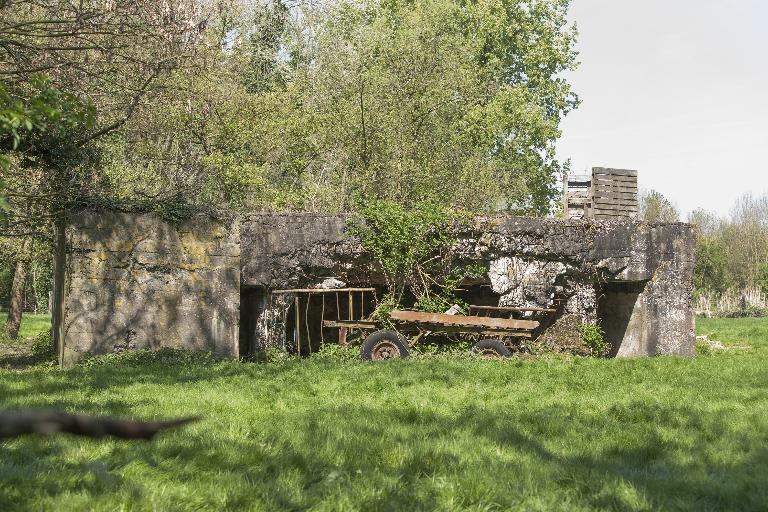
top-left (241, 214), bottom-right (696, 357)
top-left (61, 210), bottom-right (240, 365)
top-left (62, 210), bottom-right (695, 362)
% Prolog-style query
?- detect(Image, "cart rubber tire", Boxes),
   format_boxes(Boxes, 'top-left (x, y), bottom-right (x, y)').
top-left (473, 339), bottom-right (512, 358)
top-left (361, 330), bottom-right (410, 361)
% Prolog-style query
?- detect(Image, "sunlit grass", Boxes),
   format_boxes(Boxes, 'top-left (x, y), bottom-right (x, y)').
top-left (0, 317), bottom-right (766, 511)
top-left (0, 311), bottom-right (50, 342)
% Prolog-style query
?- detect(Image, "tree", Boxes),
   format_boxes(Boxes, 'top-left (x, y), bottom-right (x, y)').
top-left (1, 77), bottom-right (95, 339)
top-left (1, 0), bottom-right (202, 234)
top-left (758, 264), bottom-right (768, 296)
top-left (278, 0), bottom-right (579, 214)
top-left (688, 208), bottom-right (720, 237)
top-left (97, 1), bottom-right (294, 211)
top-left (72, 0), bottom-right (579, 215)
top-left (724, 194), bottom-right (768, 289)
top-left (689, 208), bottom-right (729, 296)
top-left (1, 0), bottom-right (201, 344)
top-left (689, 196), bottom-right (768, 298)
top-left (639, 189), bottom-right (679, 223)
top-left (694, 238), bottom-right (730, 295)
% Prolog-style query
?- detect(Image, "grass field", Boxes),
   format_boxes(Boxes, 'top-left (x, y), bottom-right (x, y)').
top-left (0, 311), bottom-right (51, 341)
top-left (1, 317), bottom-right (767, 511)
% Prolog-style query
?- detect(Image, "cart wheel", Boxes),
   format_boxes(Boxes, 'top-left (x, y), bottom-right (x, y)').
top-left (361, 330), bottom-right (409, 361)
top-left (473, 339), bottom-right (512, 358)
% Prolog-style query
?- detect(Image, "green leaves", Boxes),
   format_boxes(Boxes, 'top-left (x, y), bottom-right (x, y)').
top-left (758, 264), bottom-right (768, 296)
top-left (1, 0), bottom-right (579, 219)
top-left (0, 76), bottom-right (95, 157)
top-left (578, 323), bottom-right (609, 357)
top-left (694, 238), bottom-right (731, 295)
top-left (282, 0), bottom-right (577, 213)
top-left (0, 76), bottom-right (96, 216)
top-left (639, 189), bottom-right (680, 223)
top-left (350, 200), bottom-right (453, 285)
top-left (350, 200), bottom-right (477, 312)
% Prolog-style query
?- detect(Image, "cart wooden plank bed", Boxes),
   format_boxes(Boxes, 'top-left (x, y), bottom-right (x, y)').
top-left (323, 307), bottom-right (546, 360)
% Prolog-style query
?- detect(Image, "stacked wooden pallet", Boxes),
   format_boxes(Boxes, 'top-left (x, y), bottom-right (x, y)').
top-left (562, 174), bottom-right (593, 219)
top-left (590, 167), bottom-right (638, 220)
top-left (562, 167), bottom-right (638, 220)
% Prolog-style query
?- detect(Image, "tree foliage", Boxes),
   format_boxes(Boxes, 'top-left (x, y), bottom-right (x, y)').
top-left (349, 200), bottom-right (482, 316)
top-left (98, 0), bottom-right (578, 214)
top-left (639, 189), bottom-right (679, 223)
top-left (0, 0), bottom-right (580, 324)
top-left (690, 194), bottom-right (768, 296)
top-left (281, 0), bottom-right (577, 213)
top-left (1, 0), bottom-right (202, 234)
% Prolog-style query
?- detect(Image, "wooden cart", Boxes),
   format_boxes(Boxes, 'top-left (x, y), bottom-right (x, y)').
top-left (274, 287), bottom-right (556, 360)
top-left (325, 305), bottom-right (554, 360)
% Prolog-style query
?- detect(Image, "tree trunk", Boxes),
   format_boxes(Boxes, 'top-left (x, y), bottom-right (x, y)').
top-left (5, 238), bottom-right (32, 340)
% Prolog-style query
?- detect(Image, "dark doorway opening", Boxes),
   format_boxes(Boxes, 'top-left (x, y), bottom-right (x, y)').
top-left (598, 281), bottom-right (647, 357)
top-left (240, 286), bottom-right (267, 359)
top-left (456, 284), bottom-right (502, 308)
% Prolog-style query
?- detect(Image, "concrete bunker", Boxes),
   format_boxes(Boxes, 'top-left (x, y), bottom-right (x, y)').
top-left (57, 210), bottom-right (696, 365)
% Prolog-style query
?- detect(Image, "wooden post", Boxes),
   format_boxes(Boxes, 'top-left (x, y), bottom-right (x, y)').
top-left (337, 291), bottom-right (347, 346)
top-left (587, 169), bottom-right (594, 219)
top-left (52, 216), bottom-right (67, 368)
top-left (320, 294), bottom-right (326, 345)
top-left (562, 173), bottom-right (569, 218)
top-left (294, 295), bottom-right (301, 356)
top-left (305, 293), bottom-right (311, 353)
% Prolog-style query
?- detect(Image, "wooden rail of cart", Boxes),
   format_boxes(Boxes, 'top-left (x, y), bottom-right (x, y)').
top-left (324, 306), bottom-right (554, 338)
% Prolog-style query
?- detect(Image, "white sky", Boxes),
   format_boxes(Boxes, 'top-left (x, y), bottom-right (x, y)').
top-left (556, 0), bottom-right (768, 218)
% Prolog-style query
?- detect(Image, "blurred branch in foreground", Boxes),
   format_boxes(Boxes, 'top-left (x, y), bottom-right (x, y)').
top-left (0, 410), bottom-right (199, 440)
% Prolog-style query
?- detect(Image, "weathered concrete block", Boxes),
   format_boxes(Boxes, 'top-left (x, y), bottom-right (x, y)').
top-left (62, 210), bottom-right (240, 365)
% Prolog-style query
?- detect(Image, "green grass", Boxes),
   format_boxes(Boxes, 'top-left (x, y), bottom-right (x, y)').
top-left (0, 311), bottom-right (51, 341)
top-left (1, 317), bottom-right (768, 511)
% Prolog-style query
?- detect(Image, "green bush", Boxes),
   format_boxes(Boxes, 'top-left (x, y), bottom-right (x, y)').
top-left (30, 328), bottom-right (54, 363)
top-left (348, 200), bottom-right (479, 315)
top-left (695, 338), bottom-right (713, 356)
top-left (309, 343), bottom-right (360, 362)
top-left (264, 346), bottom-right (295, 363)
top-left (579, 324), bottom-right (609, 357)
top-left (76, 347), bottom-right (221, 369)
top-left (759, 264), bottom-right (768, 295)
